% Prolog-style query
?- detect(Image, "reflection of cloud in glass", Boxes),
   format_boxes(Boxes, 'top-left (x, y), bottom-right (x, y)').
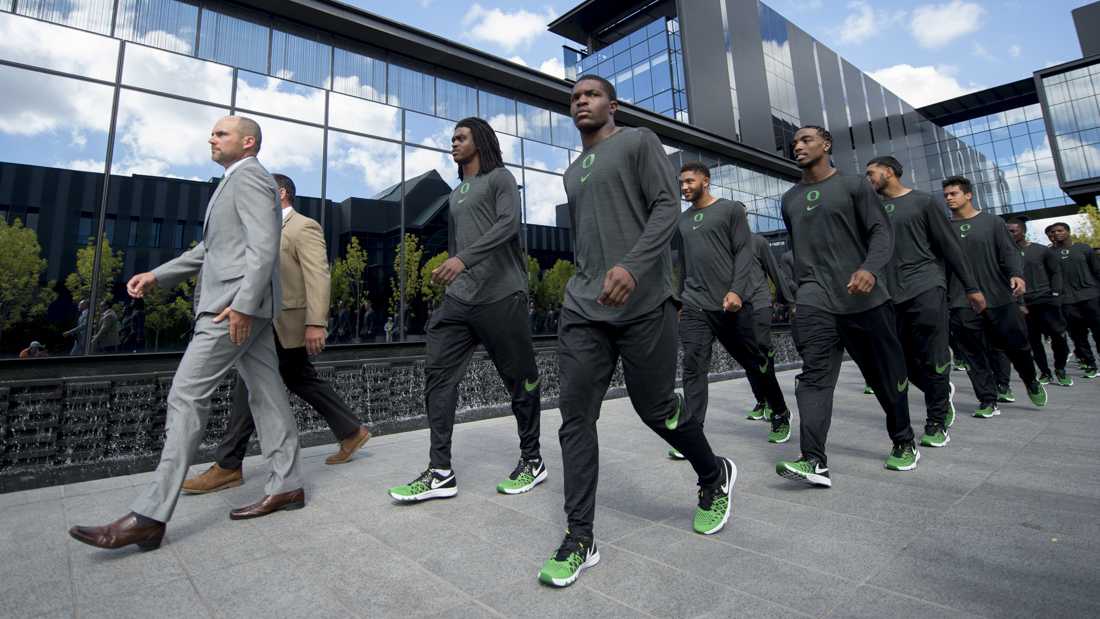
top-left (329, 92), bottom-right (400, 139)
top-left (16, 0), bottom-right (113, 34)
top-left (327, 132), bottom-right (402, 200)
top-left (122, 43), bottom-right (232, 105)
top-left (246, 114), bottom-right (323, 195)
top-left (405, 145), bottom-right (460, 189)
top-left (0, 64), bottom-right (112, 137)
top-left (0, 12), bottom-right (117, 80)
top-left (112, 89), bottom-right (226, 180)
top-left (115, 0), bottom-right (198, 54)
top-left (235, 72), bottom-right (325, 124)
top-left (521, 169), bottom-right (565, 226)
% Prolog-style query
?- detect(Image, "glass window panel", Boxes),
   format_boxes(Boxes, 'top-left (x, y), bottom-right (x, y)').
top-left (326, 130), bottom-right (402, 202)
top-left (245, 113), bottom-right (323, 198)
top-left (1045, 81), bottom-right (1070, 106)
top-left (235, 70), bottom-right (325, 124)
top-left (653, 90), bottom-right (674, 114)
top-left (436, 78), bottom-right (477, 121)
top-left (333, 47), bottom-right (385, 102)
top-left (479, 90), bottom-right (516, 135)
top-left (518, 103), bottom-right (551, 144)
top-left (387, 62), bottom-right (434, 114)
top-left (522, 140), bottom-right (569, 173)
top-left (1011, 135), bottom-right (1032, 159)
top-left (116, 0), bottom-right (198, 54)
top-left (647, 18), bottom-right (665, 37)
top-left (630, 43), bottom-right (649, 67)
top-left (1072, 96), bottom-right (1100, 130)
top-left (1004, 107), bottom-right (1028, 126)
top-left (1008, 120), bottom-right (1030, 138)
top-left (112, 89), bottom-right (228, 180)
top-left (989, 126), bottom-right (1010, 142)
top-left (270, 29), bottom-right (331, 89)
top-left (404, 110), bottom-right (454, 150)
top-left (551, 112), bottom-right (580, 151)
top-left (633, 59), bottom-right (652, 100)
top-left (123, 43), bottom-right (232, 105)
top-left (972, 130), bottom-right (992, 146)
top-left (497, 132), bottom-right (521, 165)
top-left (0, 12), bottom-right (118, 80)
top-left (1069, 76), bottom-right (1095, 101)
top-left (1061, 146), bottom-right (1087, 180)
top-left (329, 92), bottom-right (400, 139)
top-left (197, 7), bottom-right (268, 75)
top-left (628, 27), bottom-right (647, 47)
top-left (521, 168), bottom-right (566, 227)
top-left (616, 70), bottom-right (635, 103)
top-left (649, 32), bottom-right (668, 55)
top-left (986, 112), bottom-right (1007, 130)
top-left (16, 0), bottom-right (112, 34)
top-left (1049, 102), bottom-right (1077, 135)
top-left (613, 52), bottom-right (632, 75)
top-left (651, 53), bottom-right (672, 93)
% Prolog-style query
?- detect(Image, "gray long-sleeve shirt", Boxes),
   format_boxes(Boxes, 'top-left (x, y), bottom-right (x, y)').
top-left (781, 173), bottom-right (893, 314)
top-left (881, 190), bottom-right (978, 303)
top-left (749, 235), bottom-right (794, 309)
top-left (675, 198), bottom-right (753, 311)
top-left (1019, 242), bottom-right (1062, 305)
top-left (1054, 242), bottom-right (1100, 303)
top-left (948, 211), bottom-right (1022, 309)
top-left (446, 167), bottom-right (527, 304)
top-left (562, 127), bottom-right (678, 322)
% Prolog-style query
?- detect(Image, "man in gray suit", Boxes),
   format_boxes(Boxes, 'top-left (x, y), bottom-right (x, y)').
top-left (69, 116), bottom-right (305, 552)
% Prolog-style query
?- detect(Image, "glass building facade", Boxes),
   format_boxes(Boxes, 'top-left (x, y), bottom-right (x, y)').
top-left (1041, 60), bottom-right (1100, 184)
top-left (758, 3), bottom-right (799, 158)
top-left (0, 1), bottom-right (793, 358)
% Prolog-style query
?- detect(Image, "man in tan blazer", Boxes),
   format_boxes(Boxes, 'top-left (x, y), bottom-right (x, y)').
top-left (183, 174), bottom-right (370, 494)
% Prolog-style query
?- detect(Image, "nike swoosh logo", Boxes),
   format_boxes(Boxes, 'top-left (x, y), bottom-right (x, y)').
top-left (692, 225), bottom-right (703, 230)
top-left (523, 377), bottom-right (540, 393)
top-left (758, 358), bottom-right (769, 373)
top-left (806, 205), bottom-right (819, 211)
top-left (457, 198), bottom-right (466, 204)
top-left (768, 350), bottom-right (775, 359)
top-left (580, 172), bottom-right (592, 183)
top-left (721, 461), bottom-right (731, 493)
top-left (897, 379), bottom-right (909, 392)
top-left (934, 360), bottom-right (951, 375)
top-left (664, 399), bottom-right (682, 430)
top-left (430, 475), bottom-right (453, 489)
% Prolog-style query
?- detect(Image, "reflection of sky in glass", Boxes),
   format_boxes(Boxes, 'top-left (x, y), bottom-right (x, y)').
top-left (333, 48), bottom-right (385, 103)
top-left (197, 7), bottom-right (268, 75)
top-left (405, 111), bottom-right (454, 150)
top-left (326, 131), bottom-right (401, 202)
top-left (328, 92), bottom-right (400, 140)
top-left (16, 0), bottom-right (113, 34)
top-left (522, 140), bottom-right (569, 173)
top-left (235, 70), bottom-right (325, 124)
top-left (246, 113), bottom-right (323, 197)
top-left (480, 91), bottom-right (516, 136)
top-left (0, 12), bottom-right (117, 80)
top-left (388, 63), bottom-right (433, 114)
top-left (271, 29), bottom-right (331, 89)
top-left (115, 0), bottom-right (198, 54)
top-left (436, 78), bottom-right (477, 121)
top-left (518, 103), bottom-right (551, 144)
top-left (404, 145), bottom-right (460, 189)
top-left (497, 133), bottom-right (522, 166)
top-left (1043, 65), bottom-right (1100, 182)
top-left (521, 168), bottom-right (565, 226)
top-left (112, 89), bottom-right (227, 181)
top-left (123, 43), bottom-right (232, 105)
top-left (0, 65), bottom-right (112, 173)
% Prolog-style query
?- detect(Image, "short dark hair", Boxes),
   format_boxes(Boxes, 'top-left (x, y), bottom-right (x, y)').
top-left (867, 155), bottom-right (903, 179)
top-left (574, 74), bottom-right (617, 102)
top-left (679, 161), bottom-right (710, 177)
top-left (797, 125), bottom-right (832, 154)
top-left (1047, 221), bottom-right (1071, 233)
top-left (1006, 217), bottom-right (1027, 227)
top-left (942, 175), bottom-right (973, 194)
top-left (272, 173), bottom-right (296, 202)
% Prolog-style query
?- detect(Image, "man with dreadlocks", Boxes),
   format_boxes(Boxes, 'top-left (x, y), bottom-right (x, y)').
top-left (387, 117), bottom-right (544, 502)
top-left (537, 75), bottom-right (735, 589)
top-left (775, 125), bottom-right (917, 488)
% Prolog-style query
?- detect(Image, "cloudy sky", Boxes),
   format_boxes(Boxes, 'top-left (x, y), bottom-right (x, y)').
top-left (348, 0), bottom-right (1086, 108)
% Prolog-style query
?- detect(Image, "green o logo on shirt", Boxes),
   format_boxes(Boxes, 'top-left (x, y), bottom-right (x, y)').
top-left (582, 154), bottom-right (596, 169)
top-left (693, 212), bottom-right (704, 223)
top-left (883, 203), bottom-right (895, 214)
top-left (459, 182), bottom-right (470, 194)
top-left (959, 223), bottom-right (971, 238)
top-left (806, 190), bottom-right (821, 202)
top-left (1061, 249), bottom-right (1070, 257)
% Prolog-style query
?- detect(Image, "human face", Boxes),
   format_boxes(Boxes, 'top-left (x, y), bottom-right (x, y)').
top-left (209, 117), bottom-right (252, 166)
top-left (679, 170), bottom-right (709, 202)
top-left (792, 128), bottom-right (829, 168)
top-left (865, 164), bottom-right (891, 193)
top-left (451, 126), bottom-right (477, 164)
top-left (1007, 222), bottom-right (1026, 243)
top-left (570, 79), bottom-right (617, 132)
top-left (942, 185), bottom-right (972, 212)
top-left (1050, 225), bottom-right (1070, 244)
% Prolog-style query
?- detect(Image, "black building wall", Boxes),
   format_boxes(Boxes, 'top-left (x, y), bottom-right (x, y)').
top-left (1073, 2), bottom-right (1100, 58)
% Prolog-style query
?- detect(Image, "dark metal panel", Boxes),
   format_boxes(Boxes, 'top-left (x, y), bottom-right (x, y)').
top-left (1073, 2), bottom-right (1100, 58)
top-left (813, 44), bottom-right (851, 153)
top-left (864, 76), bottom-right (890, 159)
top-left (842, 59), bottom-right (874, 165)
top-left (676, 0), bottom-right (736, 140)
top-left (786, 23), bottom-right (824, 127)
top-left (725, 0), bottom-right (774, 153)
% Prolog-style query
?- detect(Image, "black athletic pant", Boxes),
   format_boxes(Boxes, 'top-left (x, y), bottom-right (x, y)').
top-left (1026, 302), bottom-right (1069, 375)
top-left (949, 303), bottom-right (1036, 405)
top-left (558, 300), bottom-right (720, 540)
top-left (217, 334), bottom-right (361, 470)
top-left (679, 303), bottom-right (788, 424)
top-left (747, 307), bottom-right (779, 406)
top-left (1064, 297), bottom-right (1100, 367)
top-left (991, 350), bottom-right (1012, 393)
top-left (894, 288), bottom-right (953, 431)
top-left (792, 303), bottom-right (913, 466)
top-left (425, 291), bottom-right (540, 469)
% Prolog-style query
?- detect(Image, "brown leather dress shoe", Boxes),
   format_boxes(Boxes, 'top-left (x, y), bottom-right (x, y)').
top-left (229, 488), bottom-right (305, 520)
top-left (69, 513), bottom-right (165, 551)
top-left (182, 463), bottom-right (243, 495)
top-left (325, 426), bottom-right (371, 465)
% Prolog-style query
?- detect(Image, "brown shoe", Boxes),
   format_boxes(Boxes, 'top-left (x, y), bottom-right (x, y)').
top-left (182, 464), bottom-right (243, 495)
top-left (325, 426), bottom-right (371, 465)
top-left (69, 513), bottom-right (165, 551)
top-left (229, 488), bottom-right (305, 520)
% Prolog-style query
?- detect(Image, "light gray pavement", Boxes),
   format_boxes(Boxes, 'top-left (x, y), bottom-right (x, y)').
top-left (3, 361), bottom-right (1099, 618)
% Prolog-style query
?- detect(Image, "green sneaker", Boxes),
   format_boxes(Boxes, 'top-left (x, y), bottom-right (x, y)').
top-left (954, 361), bottom-right (968, 372)
top-left (694, 457), bottom-right (736, 535)
top-left (1055, 369), bottom-right (1074, 387)
top-left (1085, 366), bottom-right (1099, 379)
top-left (1026, 382), bottom-right (1048, 408)
top-left (885, 441), bottom-right (920, 471)
top-left (664, 394), bottom-right (683, 430)
top-left (1038, 373), bottom-right (1052, 385)
top-left (945, 382), bottom-right (957, 429)
top-left (388, 468), bottom-right (457, 502)
top-left (996, 389), bottom-right (1016, 403)
top-left (497, 458), bottom-right (547, 495)
top-left (863, 385), bottom-right (875, 395)
top-left (538, 532), bottom-right (599, 587)
top-left (767, 414), bottom-right (791, 444)
top-left (668, 448), bottom-right (686, 460)
top-left (746, 402), bottom-right (767, 421)
top-left (776, 456), bottom-right (831, 487)
top-left (920, 425), bottom-right (950, 448)
top-left (973, 402), bottom-right (1000, 418)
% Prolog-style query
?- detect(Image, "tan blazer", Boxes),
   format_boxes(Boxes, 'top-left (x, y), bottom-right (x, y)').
top-left (275, 209), bottom-right (330, 348)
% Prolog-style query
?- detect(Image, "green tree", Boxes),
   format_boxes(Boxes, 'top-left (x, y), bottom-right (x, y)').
top-left (143, 277), bottom-right (194, 351)
top-left (388, 233), bottom-right (424, 322)
top-left (420, 250), bottom-right (449, 309)
top-left (0, 219), bottom-right (56, 347)
top-left (526, 255), bottom-right (541, 301)
top-left (1075, 204), bottom-right (1100, 247)
top-left (536, 259), bottom-right (575, 310)
top-left (331, 236), bottom-right (368, 309)
top-left (65, 237), bottom-right (123, 310)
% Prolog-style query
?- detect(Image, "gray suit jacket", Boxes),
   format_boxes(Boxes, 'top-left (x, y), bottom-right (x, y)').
top-left (153, 157), bottom-right (281, 318)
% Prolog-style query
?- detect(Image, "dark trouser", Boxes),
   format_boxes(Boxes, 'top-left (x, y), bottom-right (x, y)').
top-left (558, 300), bottom-right (720, 540)
top-left (949, 303), bottom-right (1036, 405)
top-left (894, 288), bottom-right (952, 431)
top-left (679, 304), bottom-right (788, 424)
top-left (1064, 297), bottom-right (1100, 367)
top-left (792, 303), bottom-right (913, 466)
top-left (747, 307), bottom-right (780, 406)
top-left (217, 334), bottom-right (361, 470)
top-left (425, 291), bottom-right (540, 469)
top-left (1025, 302), bottom-right (1070, 375)
top-left (992, 350), bottom-right (1012, 392)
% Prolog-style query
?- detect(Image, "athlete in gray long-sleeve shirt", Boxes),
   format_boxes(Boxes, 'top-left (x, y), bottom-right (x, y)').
top-left (1047, 221), bottom-right (1100, 377)
top-left (1006, 219), bottom-right (1071, 386)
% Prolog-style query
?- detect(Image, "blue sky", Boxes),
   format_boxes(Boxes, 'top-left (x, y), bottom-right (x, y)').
top-left (347, 0), bottom-right (1087, 107)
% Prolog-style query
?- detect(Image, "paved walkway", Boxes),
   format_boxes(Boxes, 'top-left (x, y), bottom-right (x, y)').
top-left (3, 362), bottom-right (1099, 618)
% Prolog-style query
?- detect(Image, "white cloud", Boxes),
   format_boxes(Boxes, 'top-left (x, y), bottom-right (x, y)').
top-left (972, 42), bottom-right (995, 61)
top-left (57, 159), bottom-right (106, 173)
top-left (868, 64), bottom-right (981, 107)
top-left (538, 57), bottom-right (565, 79)
top-left (838, 1), bottom-right (906, 45)
top-left (462, 4), bottom-right (556, 52)
top-left (910, 1), bottom-right (986, 48)
top-left (508, 56), bottom-right (529, 67)
top-left (1009, 44), bottom-right (1022, 58)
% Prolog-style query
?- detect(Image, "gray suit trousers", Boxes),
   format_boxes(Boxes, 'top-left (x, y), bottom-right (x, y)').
top-left (130, 314), bottom-right (302, 522)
